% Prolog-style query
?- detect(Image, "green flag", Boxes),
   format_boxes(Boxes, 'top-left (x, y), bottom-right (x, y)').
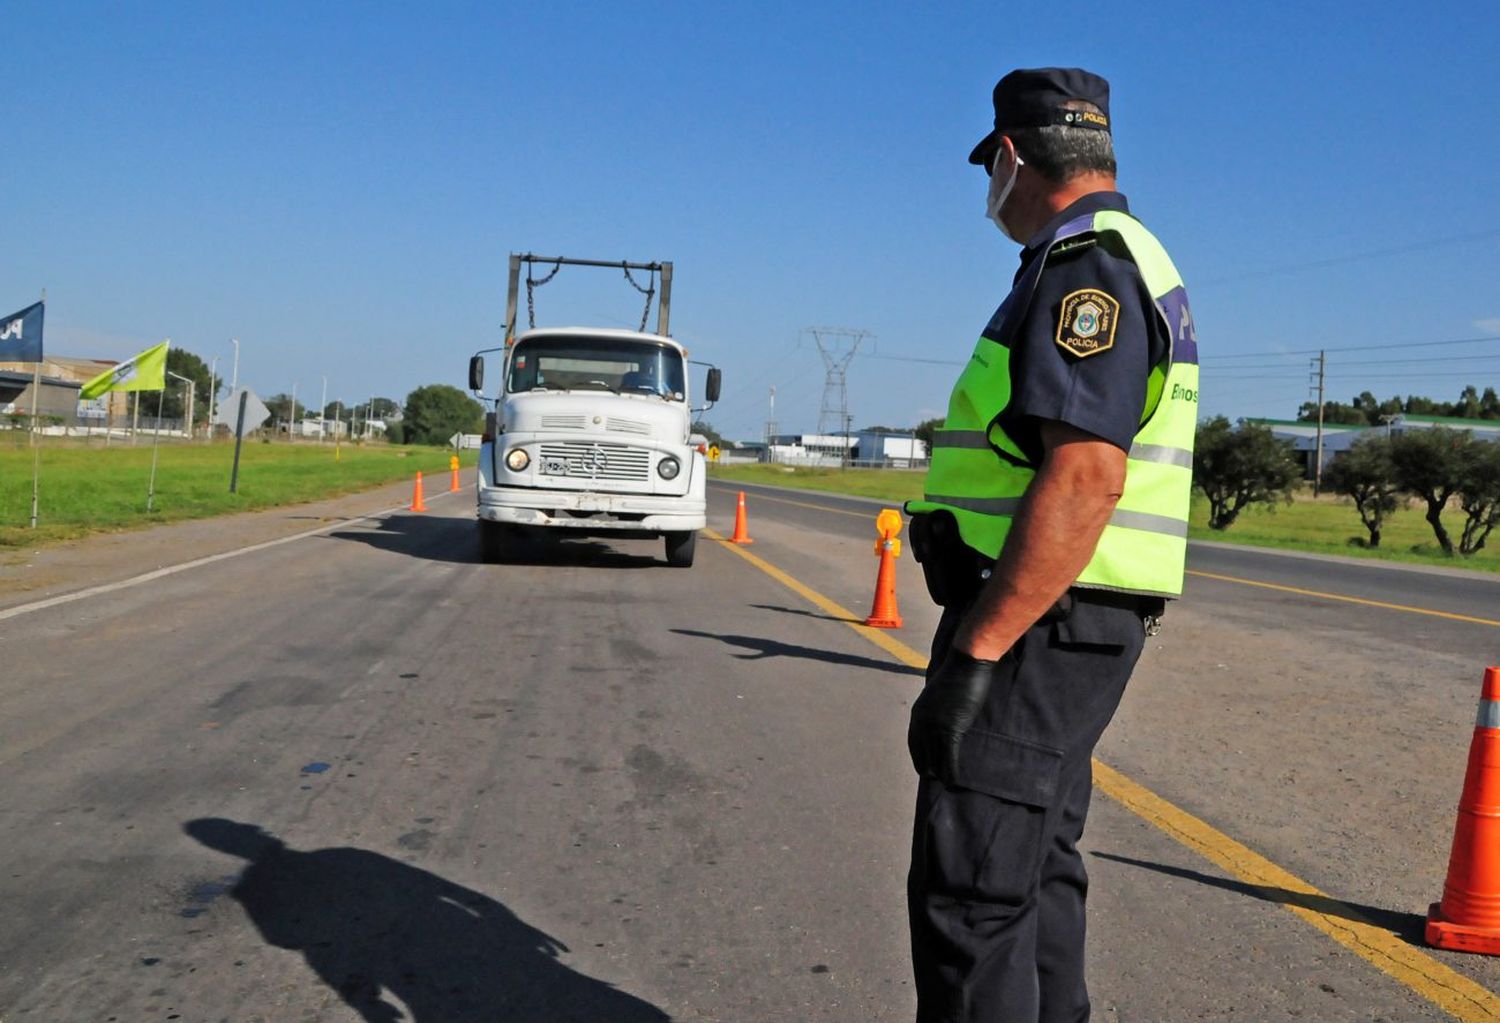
top-left (79, 340), bottom-right (169, 400)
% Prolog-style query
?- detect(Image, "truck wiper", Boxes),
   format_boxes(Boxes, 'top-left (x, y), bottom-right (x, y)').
top-left (581, 380), bottom-right (621, 395)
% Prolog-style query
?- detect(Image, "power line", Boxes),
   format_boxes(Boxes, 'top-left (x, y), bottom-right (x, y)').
top-left (1206, 333), bottom-right (1500, 360)
top-left (860, 351), bottom-right (966, 367)
top-left (1192, 227), bottom-right (1500, 288)
top-left (1214, 354), bottom-right (1500, 372)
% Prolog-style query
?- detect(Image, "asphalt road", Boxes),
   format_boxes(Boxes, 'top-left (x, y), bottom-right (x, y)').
top-left (2, 477), bottom-right (1499, 1021)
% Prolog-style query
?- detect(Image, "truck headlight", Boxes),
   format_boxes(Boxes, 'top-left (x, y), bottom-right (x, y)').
top-left (657, 456), bottom-right (680, 480)
top-left (505, 448), bottom-right (530, 472)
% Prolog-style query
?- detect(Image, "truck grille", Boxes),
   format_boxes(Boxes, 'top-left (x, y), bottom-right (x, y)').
top-left (538, 442), bottom-right (652, 482)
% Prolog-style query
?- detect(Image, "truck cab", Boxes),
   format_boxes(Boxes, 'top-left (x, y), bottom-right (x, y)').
top-left (469, 258), bottom-right (721, 567)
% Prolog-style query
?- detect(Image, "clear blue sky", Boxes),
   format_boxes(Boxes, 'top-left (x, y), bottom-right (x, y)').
top-left (6, 1), bottom-right (1499, 437)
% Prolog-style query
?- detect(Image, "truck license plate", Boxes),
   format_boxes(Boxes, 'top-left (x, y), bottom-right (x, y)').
top-left (541, 457), bottom-right (567, 475)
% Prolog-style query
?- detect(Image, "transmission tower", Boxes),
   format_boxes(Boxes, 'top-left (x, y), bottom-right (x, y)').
top-left (804, 327), bottom-right (871, 437)
top-left (764, 386), bottom-right (779, 444)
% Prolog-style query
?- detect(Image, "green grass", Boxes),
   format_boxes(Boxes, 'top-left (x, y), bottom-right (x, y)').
top-left (709, 463), bottom-right (1500, 573)
top-left (0, 437), bottom-right (475, 550)
top-left (711, 463), bottom-right (927, 504)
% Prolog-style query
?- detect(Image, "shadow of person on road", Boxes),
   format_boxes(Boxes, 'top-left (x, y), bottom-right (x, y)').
top-left (1090, 851), bottom-right (1428, 944)
top-left (671, 628), bottom-right (923, 677)
top-left (184, 818), bottom-right (671, 1023)
top-left (746, 603), bottom-right (861, 625)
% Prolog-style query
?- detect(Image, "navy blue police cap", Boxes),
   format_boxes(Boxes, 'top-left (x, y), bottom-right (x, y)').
top-left (968, 67), bottom-right (1111, 167)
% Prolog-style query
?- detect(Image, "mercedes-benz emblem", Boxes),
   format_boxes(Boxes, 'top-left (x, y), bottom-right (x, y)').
top-left (586, 447), bottom-right (608, 473)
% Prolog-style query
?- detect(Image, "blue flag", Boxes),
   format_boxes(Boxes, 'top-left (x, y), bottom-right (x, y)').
top-left (0, 301), bottom-right (44, 361)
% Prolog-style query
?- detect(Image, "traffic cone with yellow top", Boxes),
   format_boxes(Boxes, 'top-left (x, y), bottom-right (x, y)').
top-left (1427, 666), bottom-right (1500, 954)
top-left (449, 454), bottom-right (462, 492)
top-left (863, 509), bottom-right (904, 629)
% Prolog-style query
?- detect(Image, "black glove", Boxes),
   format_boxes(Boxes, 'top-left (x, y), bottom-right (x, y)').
top-left (908, 650), bottom-right (996, 786)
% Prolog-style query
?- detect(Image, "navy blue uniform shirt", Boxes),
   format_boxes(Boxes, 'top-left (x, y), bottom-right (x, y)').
top-left (982, 191), bottom-right (1168, 464)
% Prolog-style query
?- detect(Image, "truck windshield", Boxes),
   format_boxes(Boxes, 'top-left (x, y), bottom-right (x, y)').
top-left (507, 336), bottom-right (686, 400)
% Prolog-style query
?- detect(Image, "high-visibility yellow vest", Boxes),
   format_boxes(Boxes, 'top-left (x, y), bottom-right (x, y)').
top-left (908, 209), bottom-right (1198, 597)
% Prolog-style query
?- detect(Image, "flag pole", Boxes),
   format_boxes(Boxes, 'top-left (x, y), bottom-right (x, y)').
top-left (147, 385), bottom-right (165, 512)
top-left (146, 339), bottom-right (170, 512)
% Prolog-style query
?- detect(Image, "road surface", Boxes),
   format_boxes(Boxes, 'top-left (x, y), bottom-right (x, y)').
top-left (2, 473), bottom-right (1498, 1020)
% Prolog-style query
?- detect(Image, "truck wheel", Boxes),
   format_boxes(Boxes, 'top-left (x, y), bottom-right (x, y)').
top-left (664, 530), bottom-right (697, 568)
top-left (478, 520), bottom-right (510, 563)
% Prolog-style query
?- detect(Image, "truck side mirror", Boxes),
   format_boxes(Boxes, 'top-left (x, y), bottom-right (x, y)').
top-left (468, 356), bottom-right (485, 392)
top-left (705, 367), bottom-right (722, 403)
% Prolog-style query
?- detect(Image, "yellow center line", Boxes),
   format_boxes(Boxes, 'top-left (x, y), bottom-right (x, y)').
top-left (712, 486), bottom-right (876, 519)
top-left (704, 528), bottom-right (922, 666)
top-left (709, 531), bottom-right (1500, 1021)
top-left (1187, 569), bottom-right (1500, 628)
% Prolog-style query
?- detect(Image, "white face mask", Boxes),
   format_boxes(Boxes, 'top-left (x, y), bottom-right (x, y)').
top-left (985, 148), bottom-right (1025, 242)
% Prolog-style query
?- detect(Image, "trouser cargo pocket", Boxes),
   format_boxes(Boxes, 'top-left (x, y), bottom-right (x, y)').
top-left (917, 731), bottom-right (1063, 903)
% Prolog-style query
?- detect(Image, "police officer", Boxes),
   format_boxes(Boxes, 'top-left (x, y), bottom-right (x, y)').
top-left (904, 68), bottom-right (1198, 1022)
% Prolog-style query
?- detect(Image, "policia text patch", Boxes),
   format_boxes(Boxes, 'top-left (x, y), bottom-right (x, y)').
top-left (1055, 288), bottom-right (1119, 358)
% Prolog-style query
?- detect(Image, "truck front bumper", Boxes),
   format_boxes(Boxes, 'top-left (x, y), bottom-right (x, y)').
top-left (478, 486), bottom-right (705, 534)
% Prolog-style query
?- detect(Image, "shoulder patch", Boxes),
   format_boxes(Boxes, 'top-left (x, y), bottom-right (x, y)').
top-left (1055, 288), bottom-right (1120, 358)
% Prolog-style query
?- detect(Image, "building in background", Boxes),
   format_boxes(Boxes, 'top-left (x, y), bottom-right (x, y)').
top-left (0, 355), bottom-right (133, 423)
top-left (1257, 414), bottom-right (1500, 478)
top-left (763, 431), bottom-right (928, 467)
top-left (0, 370), bottom-right (82, 422)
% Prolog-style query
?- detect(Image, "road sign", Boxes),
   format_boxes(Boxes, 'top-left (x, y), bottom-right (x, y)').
top-left (708, 444), bottom-right (721, 463)
top-left (215, 387), bottom-right (269, 431)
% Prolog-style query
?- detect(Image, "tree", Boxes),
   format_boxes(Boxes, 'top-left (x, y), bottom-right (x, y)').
top-left (1297, 399), bottom-right (1366, 425)
top-left (402, 384), bottom-right (483, 445)
top-left (1455, 440), bottom-right (1500, 556)
top-left (264, 393), bottom-right (305, 431)
top-left (914, 417), bottom-right (943, 451)
top-left (690, 420), bottom-right (725, 446)
top-left (1389, 427), bottom-right (1467, 555)
top-left (1192, 416), bottom-right (1300, 530)
top-left (1457, 385), bottom-right (1483, 420)
top-left (153, 347), bottom-right (216, 424)
top-left (1322, 435), bottom-right (1400, 547)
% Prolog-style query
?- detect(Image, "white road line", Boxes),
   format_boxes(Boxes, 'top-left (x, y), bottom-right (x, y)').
top-left (0, 491), bottom-right (463, 625)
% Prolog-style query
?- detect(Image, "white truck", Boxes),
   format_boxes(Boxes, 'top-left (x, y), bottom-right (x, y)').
top-left (468, 254), bottom-right (722, 567)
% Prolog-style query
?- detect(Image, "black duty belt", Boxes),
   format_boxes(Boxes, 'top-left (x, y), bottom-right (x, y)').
top-left (1069, 587), bottom-right (1162, 615)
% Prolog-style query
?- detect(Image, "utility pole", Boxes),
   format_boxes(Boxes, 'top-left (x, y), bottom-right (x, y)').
top-left (289, 381), bottom-right (298, 442)
top-left (208, 356), bottom-right (219, 441)
top-left (1311, 349), bottom-right (1326, 496)
top-left (230, 338), bottom-right (240, 391)
top-left (319, 375), bottom-right (328, 443)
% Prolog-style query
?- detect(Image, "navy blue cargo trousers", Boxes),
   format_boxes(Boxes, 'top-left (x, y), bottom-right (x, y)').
top-left (908, 591), bottom-right (1146, 1023)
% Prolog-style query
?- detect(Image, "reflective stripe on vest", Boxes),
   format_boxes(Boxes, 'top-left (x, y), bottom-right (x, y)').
top-left (908, 209), bottom-right (1198, 597)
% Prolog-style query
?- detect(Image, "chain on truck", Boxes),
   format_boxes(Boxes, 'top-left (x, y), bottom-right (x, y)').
top-left (468, 254), bottom-right (723, 567)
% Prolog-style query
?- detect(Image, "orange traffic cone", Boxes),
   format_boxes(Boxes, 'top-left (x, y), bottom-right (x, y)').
top-left (449, 455), bottom-right (461, 492)
top-left (1427, 666), bottom-right (1500, 954)
top-left (729, 491), bottom-right (754, 544)
top-left (864, 509), bottom-right (904, 628)
top-left (409, 471), bottom-right (428, 512)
